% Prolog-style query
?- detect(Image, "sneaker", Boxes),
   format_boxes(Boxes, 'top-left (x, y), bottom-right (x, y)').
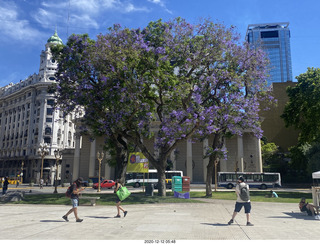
top-left (76, 218), bottom-right (83, 222)
top-left (228, 219), bottom-right (233, 225)
top-left (62, 215), bottom-right (69, 222)
top-left (246, 222), bottom-right (254, 226)
top-left (124, 211), bottom-right (128, 217)
top-left (114, 215), bottom-right (121, 218)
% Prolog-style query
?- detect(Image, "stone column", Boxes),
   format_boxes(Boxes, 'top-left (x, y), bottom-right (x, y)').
top-left (203, 139), bottom-right (209, 182)
top-left (186, 140), bottom-right (193, 181)
top-left (104, 152), bottom-right (112, 179)
top-left (72, 133), bottom-right (81, 181)
top-left (170, 150), bottom-right (176, 170)
top-left (237, 135), bottom-right (244, 172)
top-left (256, 137), bottom-right (263, 173)
top-left (89, 139), bottom-right (96, 177)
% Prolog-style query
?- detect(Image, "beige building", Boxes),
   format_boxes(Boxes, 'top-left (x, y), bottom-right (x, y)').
top-left (260, 81), bottom-right (299, 152)
top-left (63, 130), bottom-right (262, 183)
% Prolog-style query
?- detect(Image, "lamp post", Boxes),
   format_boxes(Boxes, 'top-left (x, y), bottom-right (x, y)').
top-left (21, 161), bottom-right (24, 184)
top-left (97, 151), bottom-right (104, 192)
top-left (214, 159), bottom-right (219, 192)
top-left (53, 149), bottom-right (62, 194)
top-left (38, 144), bottom-right (49, 186)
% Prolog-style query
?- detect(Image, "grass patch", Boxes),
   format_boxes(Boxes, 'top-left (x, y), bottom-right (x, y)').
top-left (8, 192), bottom-right (203, 205)
top-left (191, 191), bottom-right (312, 203)
top-left (3, 191), bottom-right (312, 205)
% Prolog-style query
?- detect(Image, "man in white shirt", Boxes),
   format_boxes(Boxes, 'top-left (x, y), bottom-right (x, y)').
top-left (228, 176), bottom-right (254, 226)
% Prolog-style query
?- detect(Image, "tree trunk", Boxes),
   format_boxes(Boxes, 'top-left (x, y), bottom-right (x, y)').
top-left (113, 134), bottom-right (129, 184)
top-left (157, 168), bottom-right (167, 197)
top-left (114, 149), bottom-right (128, 184)
top-left (205, 133), bottom-right (224, 197)
top-left (206, 158), bottom-right (214, 197)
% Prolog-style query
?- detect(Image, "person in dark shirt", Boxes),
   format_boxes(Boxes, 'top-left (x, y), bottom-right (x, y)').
top-left (2, 177), bottom-right (9, 195)
top-left (62, 177), bottom-right (85, 222)
top-left (114, 179), bottom-right (128, 218)
top-left (299, 197), bottom-right (319, 216)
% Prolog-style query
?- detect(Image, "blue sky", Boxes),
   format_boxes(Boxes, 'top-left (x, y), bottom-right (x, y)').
top-left (0, 0), bottom-right (319, 87)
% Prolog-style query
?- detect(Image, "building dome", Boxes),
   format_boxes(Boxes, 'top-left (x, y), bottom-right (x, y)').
top-left (47, 31), bottom-right (63, 45)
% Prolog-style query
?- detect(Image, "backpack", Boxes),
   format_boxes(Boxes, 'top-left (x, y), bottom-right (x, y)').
top-left (65, 185), bottom-right (73, 198)
top-left (239, 184), bottom-right (250, 201)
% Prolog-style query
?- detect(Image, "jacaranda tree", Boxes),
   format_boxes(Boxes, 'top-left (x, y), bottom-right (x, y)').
top-left (52, 18), bottom-right (271, 196)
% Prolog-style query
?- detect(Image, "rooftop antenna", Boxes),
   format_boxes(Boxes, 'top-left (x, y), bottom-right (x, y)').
top-left (67, 0), bottom-right (70, 38)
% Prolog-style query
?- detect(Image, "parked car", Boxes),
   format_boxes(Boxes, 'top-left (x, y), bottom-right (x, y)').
top-left (82, 180), bottom-right (89, 187)
top-left (92, 180), bottom-right (115, 189)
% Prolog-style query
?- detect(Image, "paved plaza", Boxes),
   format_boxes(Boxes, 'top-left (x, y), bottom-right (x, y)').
top-left (1, 188), bottom-right (320, 240)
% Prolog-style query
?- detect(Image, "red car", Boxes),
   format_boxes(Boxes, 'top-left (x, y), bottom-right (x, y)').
top-left (92, 180), bottom-right (115, 189)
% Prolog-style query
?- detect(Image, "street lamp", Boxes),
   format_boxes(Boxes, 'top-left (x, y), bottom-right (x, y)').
top-left (21, 161), bottom-right (24, 184)
top-left (97, 151), bottom-right (104, 193)
top-left (38, 143), bottom-right (49, 185)
top-left (53, 149), bottom-right (62, 194)
top-left (214, 159), bottom-right (219, 192)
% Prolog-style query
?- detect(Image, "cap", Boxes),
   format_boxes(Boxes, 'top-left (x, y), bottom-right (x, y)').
top-left (77, 177), bottom-right (84, 183)
top-left (238, 176), bottom-right (244, 182)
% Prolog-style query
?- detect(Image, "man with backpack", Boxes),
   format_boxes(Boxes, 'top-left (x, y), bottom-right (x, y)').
top-left (62, 177), bottom-right (85, 223)
top-left (228, 176), bottom-right (254, 226)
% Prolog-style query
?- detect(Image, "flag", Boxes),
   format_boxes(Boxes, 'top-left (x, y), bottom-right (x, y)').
top-left (127, 152), bottom-right (149, 173)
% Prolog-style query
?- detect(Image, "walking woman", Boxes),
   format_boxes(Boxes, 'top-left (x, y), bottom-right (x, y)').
top-left (62, 177), bottom-right (85, 222)
top-left (114, 179), bottom-right (128, 218)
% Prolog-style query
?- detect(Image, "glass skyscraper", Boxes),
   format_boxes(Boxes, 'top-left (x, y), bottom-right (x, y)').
top-left (246, 22), bottom-right (293, 85)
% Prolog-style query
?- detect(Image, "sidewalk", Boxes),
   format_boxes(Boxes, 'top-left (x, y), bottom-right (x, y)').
top-left (1, 198), bottom-right (320, 240)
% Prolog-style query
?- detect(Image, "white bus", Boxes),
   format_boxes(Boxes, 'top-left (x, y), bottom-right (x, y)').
top-left (218, 172), bottom-right (281, 189)
top-left (125, 169), bottom-right (183, 188)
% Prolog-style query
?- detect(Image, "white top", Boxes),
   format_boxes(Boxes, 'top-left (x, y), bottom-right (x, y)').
top-left (235, 182), bottom-right (250, 203)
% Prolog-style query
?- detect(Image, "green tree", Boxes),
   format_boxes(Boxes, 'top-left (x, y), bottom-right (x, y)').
top-left (261, 140), bottom-right (278, 164)
top-left (52, 18), bottom-right (270, 197)
top-left (282, 67), bottom-right (320, 144)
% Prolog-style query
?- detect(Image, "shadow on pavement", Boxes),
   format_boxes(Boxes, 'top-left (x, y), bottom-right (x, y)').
top-left (201, 223), bottom-right (229, 226)
top-left (268, 212), bottom-right (317, 221)
top-left (40, 220), bottom-right (65, 222)
top-left (85, 216), bottom-right (113, 219)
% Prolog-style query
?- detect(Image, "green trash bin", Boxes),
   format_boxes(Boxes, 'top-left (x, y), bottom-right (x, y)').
top-left (145, 183), bottom-right (154, 196)
top-left (172, 176), bottom-right (182, 192)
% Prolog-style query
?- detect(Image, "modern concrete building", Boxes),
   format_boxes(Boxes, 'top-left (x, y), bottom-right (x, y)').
top-left (246, 22), bottom-right (293, 85)
top-left (0, 32), bottom-right (77, 184)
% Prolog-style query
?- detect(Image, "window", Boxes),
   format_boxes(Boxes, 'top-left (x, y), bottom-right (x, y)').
top-left (45, 127), bottom-right (52, 135)
top-left (47, 99), bottom-right (55, 106)
top-left (47, 108), bottom-right (53, 116)
top-left (44, 137), bottom-right (51, 144)
top-left (261, 30), bottom-right (279, 38)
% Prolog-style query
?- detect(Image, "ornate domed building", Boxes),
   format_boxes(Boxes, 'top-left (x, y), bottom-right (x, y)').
top-left (0, 31), bottom-right (77, 185)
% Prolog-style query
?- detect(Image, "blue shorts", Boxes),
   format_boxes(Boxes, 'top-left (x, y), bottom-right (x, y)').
top-left (71, 198), bottom-right (79, 208)
top-left (234, 202), bottom-right (251, 213)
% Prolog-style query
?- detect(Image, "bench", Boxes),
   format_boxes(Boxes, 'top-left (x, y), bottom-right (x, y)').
top-left (79, 196), bottom-right (100, 206)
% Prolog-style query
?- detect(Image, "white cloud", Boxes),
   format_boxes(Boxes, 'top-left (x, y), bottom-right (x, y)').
top-left (0, 2), bottom-right (43, 42)
top-left (123, 3), bottom-right (149, 13)
top-left (35, 0), bottom-right (150, 30)
top-left (70, 14), bottom-right (99, 29)
top-left (147, 0), bottom-right (172, 14)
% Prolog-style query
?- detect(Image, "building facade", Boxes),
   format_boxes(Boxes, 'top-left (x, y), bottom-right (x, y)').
top-left (260, 81), bottom-right (299, 152)
top-left (246, 22), bottom-right (293, 85)
top-left (0, 32), bottom-right (77, 184)
top-left (67, 131), bottom-right (263, 184)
